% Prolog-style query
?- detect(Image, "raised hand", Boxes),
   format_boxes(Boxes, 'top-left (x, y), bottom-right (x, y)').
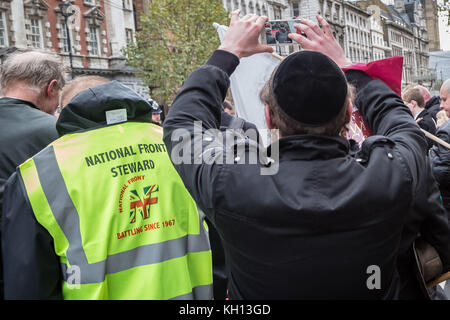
top-left (219, 10), bottom-right (274, 59)
top-left (288, 15), bottom-right (352, 68)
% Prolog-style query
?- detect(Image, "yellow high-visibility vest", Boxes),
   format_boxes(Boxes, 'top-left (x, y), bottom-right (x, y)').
top-left (19, 122), bottom-right (213, 299)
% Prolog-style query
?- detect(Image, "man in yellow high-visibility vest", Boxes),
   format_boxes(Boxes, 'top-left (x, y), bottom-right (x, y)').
top-left (2, 76), bottom-right (212, 300)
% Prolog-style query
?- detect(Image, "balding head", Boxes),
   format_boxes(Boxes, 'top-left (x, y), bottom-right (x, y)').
top-left (0, 51), bottom-right (65, 95)
top-left (0, 51), bottom-right (66, 114)
top-left (442, 79), bottom-right (450, 95)
top-left (417, 85), bottom-right (431, 103)
top-left (440, 79), bottom-right (450, 117)
top-left (60, 76), bottom-right (110, 108)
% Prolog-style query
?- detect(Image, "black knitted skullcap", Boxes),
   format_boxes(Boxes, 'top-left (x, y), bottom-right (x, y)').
top-left (272, 50), bottom-right (348, 126)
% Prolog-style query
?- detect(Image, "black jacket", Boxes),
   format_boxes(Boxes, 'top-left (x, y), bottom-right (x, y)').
top-left (397, 155), bottom-right (450, 299)
top-left (0, 97), bottom-right (58, 299)
top-left (0, 98), bottom-right (58, 214)
top-left (415, 108), bottom-right (436, 150)
top-left (163, 50), bottom-right (449, 299)
top-left (430, 121), bottom-right (450, 213)
top-left (1, 81), bottom-right (154, 299)
top-left (425, 96), bottom-right (441, 121)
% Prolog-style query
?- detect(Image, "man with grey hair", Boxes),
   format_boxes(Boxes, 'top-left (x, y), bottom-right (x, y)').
top-left (0, 50), bottom-right (65, 298)
top-left (430, 79), bottom-right (450, 215)
top-left (429, 79), bottom-right (450, 298)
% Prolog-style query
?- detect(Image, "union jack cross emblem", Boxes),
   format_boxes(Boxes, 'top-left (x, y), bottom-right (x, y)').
top-left (129, 184), bottom-right (158, 224)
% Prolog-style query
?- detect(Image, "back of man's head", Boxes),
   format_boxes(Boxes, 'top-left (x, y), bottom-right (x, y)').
top-left (402, 87), bottom-right (425, 108)
top-left (60, 75), bottom-right (110, 108)
top-left (402, 83), bottom-right (431, 104)
top-left (260, 50), bottom-right (351, 137)
top-left (0, 51), bottom-right (65, 96)
top-left (442, 79), bottom-right (450, 95)
top-left (417, 85), bottom-right (431, 103)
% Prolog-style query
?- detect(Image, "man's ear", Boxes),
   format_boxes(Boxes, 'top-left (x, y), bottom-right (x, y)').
top-left (46, 79), bottom-right (59, 97)
top-left (265, 104), bottom-right (274, 130)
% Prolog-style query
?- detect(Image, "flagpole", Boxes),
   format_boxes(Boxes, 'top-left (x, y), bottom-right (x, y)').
top-left (416, 118), bottom-right (450, 150)
top-left (421, 129), bottom-right (450, 150)
top-left (427, 271), bottom-right (450, 288)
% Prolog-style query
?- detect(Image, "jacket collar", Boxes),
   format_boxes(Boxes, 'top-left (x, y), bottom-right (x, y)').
top-left (415, 108), bottom-right (428, 120)
top-left (0, 97), bottom-right (40, 110)
top-left (425, 96), bottom-right (440, 109)
top-left (268, 134), bottom-right (350, 161)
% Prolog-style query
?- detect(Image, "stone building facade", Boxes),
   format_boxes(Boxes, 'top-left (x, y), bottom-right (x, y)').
top-left (0, 0), bottom-right (149, 98)
top-left (343, 1), bottom-right (372, 62)
top-left (421, 0), bottom-right (440, 52)
top-left (220, 0), bottom-right (435, 85)
top-left (357, 0), bottom-right (432, 85)
top-left (1, 0), bottom-right (437, 90)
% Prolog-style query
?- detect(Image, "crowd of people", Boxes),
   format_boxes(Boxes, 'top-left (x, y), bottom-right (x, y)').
top-left (0, 10), bottom-right (449, 300)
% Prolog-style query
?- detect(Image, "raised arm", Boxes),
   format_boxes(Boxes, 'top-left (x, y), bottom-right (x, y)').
top-left (290, 15), bottom-right (427, 177)
top-left (163, 11), bottom-right (274, 218)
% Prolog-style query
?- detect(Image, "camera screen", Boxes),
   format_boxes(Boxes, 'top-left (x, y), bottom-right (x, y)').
top-left (263, 20), bottom-right (300, 45)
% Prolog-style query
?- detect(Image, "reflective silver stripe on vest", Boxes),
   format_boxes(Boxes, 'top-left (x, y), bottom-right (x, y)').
top-left (34, 146), bottom-right (211, 291)
top-left (169, 284), bottom-right (214, 300)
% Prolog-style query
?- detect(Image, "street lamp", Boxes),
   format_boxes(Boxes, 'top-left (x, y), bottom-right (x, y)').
top-left (58, 0), bottom-right (75, 79)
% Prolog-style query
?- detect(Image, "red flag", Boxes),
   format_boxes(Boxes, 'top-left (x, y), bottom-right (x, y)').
top-left (342, 57), bottom-right (404, 145)
top-left (342, 56), bottom-right (403, 96)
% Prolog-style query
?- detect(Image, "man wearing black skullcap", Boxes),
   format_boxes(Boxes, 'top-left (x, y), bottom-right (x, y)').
top-left (163, 11), bottom-right (450, 299)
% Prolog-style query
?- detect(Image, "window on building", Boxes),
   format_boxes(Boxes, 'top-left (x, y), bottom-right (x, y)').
top-left (0, 11), bottom-right (7, 47)
top-left (126, 28), bottom-right (133, 45)
top-left (88, 25), bottom-right (100, 56)
top-left (241, 0), bottom-right (247, 15)
top-left (292, 2), bottom-right (300, 17)
top-left (262, 6), bottom-right (268, 17)
top-left (334, 4), bottom-right (340, 20)
top-left (256, 4), bottom-right (261, 16)
top-left (122, 0), bottom-right (132, 10)
top-left (274, 6), bottom-right (282, 19)
top-left (29, 18), bottom-right (42, 49)
top-left (248, 1), bottom-right (254, 13)
top-left (226, 0), bottom-right (232, 11)
top-left (61, 22), bottom-right (70, 53)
